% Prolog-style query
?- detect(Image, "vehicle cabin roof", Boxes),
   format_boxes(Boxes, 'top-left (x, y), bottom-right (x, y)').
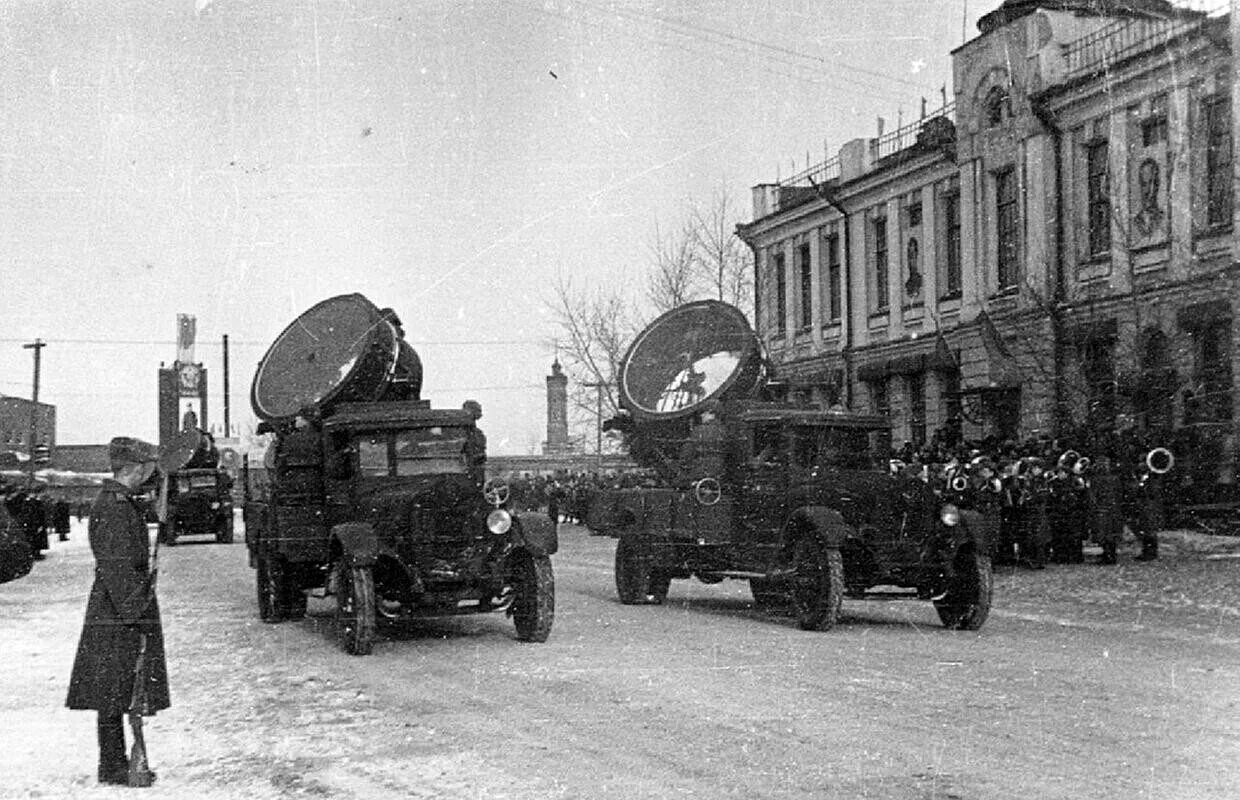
top-left (735, 403), bottom-right (889, 430)
top-left (324, 402), bottom-right (473, 430)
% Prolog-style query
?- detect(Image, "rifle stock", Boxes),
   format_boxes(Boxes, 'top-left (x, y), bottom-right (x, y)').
top-left (127, 632), bottom-right (154, 787)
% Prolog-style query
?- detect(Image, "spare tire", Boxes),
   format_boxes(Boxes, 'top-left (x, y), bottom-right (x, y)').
top-left (251, 294), bottom-right (401, 422)
top-left (618, 300), bottom-right (763, 422)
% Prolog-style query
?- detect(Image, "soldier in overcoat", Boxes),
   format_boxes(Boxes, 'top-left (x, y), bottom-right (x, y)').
top-left (1089, 456), bottom-right (1123, 565)
top-left (66, 437), bottom-right (169, 786)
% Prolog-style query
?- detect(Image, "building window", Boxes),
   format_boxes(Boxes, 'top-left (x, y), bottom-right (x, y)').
top-left (984, 86), bottom-right (1010, 127)
top-left (1142, 93), bottom-right (1168, 147)
top-left (869, 378), bottom-right (890, 417)
top-left (906, 202), bottom-right (922, 228)
top-left (1203, 93), bottom-right (1233, 229)
top-left (942, 191), bottom-right (962, 297)
top-left (824, 232), bottom-right (842, 322)
top-left (907, 372), bottom-right (926, 446)
top-left (1138, 329), bottom-right (1175, 434)
top-left (797, 241), bottom-right (812, 331)
top-left (773, 250), bottom-right (787, 336)
top-left (940, 368), bottom-right (962, 445)
top-left (1086, 136), bottom-right (1111, 257)
top-left (995, 167), bottom-right (1019, 291)
top-left (1080, 336), bottom-right (1117, 430)
top-left (1191, 321), bottom-right (1234, 422)
top-left (873, 215), bottom-right (889, 310)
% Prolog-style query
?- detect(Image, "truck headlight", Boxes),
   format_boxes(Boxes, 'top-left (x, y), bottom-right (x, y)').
top-left (940, 504), bottom-right (961, 527)
top-left (486, 509), bottom-right (512, 535)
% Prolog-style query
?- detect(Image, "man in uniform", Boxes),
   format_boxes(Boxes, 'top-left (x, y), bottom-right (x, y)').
top-left (462, 400), bottom-right (487, 487)
top-left (1089, 456), bottom-right (1122, 565)
top-left (66, 437), bottom-right (169, 786)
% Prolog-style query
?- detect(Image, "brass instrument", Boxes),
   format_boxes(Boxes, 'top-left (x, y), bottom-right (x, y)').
top-left (1140, 447), bottom-right (1174, 487)
top-left (1145, 447), bottom-right (1174, 475)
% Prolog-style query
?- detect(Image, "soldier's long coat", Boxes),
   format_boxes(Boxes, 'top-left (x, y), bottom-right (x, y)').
top-left (66, 480), bottom-right (170, 717)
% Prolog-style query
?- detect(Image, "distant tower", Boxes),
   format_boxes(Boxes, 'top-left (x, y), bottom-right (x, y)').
top-left (543, 359), bottom-right (571, 455)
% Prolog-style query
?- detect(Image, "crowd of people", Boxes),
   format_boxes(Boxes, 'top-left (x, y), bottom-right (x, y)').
top-left (0, 481), bottom-right (78, 583)
top-left (887, 425), bottom-right (1173, 567)
top-left (501, 470), bottom-right (656, 526)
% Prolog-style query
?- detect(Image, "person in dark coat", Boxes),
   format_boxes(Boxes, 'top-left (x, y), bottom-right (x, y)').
top-left (53, 498), bottom-right (72, 542)
top-left (1089, 457), bottom-right (1123, 565)
top-left (66, 436), bottom-right (169, 786)
top-left (462, 400), bottom-right (487, 488)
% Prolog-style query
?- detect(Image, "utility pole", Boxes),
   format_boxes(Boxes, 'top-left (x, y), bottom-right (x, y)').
top-left (582, 381), bottom-right (610, 473)
top-left (222, 334), bottom-right (231, 438)
top-left (22, 339), bottom-right (46, 487)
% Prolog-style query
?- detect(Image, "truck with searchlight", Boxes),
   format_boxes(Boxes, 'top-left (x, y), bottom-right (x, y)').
top-left (242, 293), bottom-right (556, 654)
top-left (587, 300), bottom-right (994, 631)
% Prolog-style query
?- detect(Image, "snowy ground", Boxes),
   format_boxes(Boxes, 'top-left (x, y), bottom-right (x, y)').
top-left (1, 517), bottom-right (1238, 799)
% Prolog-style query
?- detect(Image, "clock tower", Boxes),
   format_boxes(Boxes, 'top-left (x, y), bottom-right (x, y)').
top-left (157, 314), bottom-right (209, 447)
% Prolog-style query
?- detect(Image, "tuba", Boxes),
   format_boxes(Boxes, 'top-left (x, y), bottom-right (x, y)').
top-left (1056, 450), bottom-right (1080, 472)
top-left (1145, 447), bottom-right (1174, 475)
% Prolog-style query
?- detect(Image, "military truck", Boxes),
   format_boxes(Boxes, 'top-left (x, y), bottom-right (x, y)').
top-left (158, 434), bottom-right (234, 545)
top-left (243, 294), bottom-right (556, 654)
top-left (588, 300), bottom-right (994, 631)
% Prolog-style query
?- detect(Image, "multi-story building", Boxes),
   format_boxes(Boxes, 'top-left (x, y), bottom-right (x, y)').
top-left (738, 0), bottom-right (1238, 499)
top-left (0, 395), bottom-right (55, 455)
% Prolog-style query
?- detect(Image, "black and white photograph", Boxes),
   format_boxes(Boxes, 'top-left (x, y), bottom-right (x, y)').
top-left (1, 1), bottom-right (1238, 798)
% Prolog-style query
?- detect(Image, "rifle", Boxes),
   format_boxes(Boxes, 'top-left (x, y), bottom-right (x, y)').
top-left (128, 429), bottom-right (201, 788)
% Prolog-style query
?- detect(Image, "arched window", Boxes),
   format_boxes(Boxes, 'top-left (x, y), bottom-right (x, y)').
top-left (984, 86), bottom-right (1010, 127)
top-left (1137, 328), bottom-right (1174, 433)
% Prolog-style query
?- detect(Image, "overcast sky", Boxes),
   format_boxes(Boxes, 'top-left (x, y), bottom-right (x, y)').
top-left (0, 0), bottom-right (1011, 453)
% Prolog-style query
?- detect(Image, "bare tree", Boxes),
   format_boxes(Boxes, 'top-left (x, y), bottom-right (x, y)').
top-left (645, 218), bottom-right (700, 314)
top-left (546, 274), bottom-right (641, 453)
top-left (689, 183), bottom-right (753, 314)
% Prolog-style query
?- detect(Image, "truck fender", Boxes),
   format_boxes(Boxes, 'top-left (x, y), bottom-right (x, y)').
top-left (515, 513), bottom-right (558, 556)
top-left (957, 509), bottom-right (996, 554)
top-left (332, 522), bottom-right (379, 568)
top-left (782, 506), bottom-right (851, 553)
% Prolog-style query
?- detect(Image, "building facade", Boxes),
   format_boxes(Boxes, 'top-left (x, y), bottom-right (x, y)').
top-left (738, 0), bottom-right (1238, 498)
top-left (0, 395), bottom-right (55, 455)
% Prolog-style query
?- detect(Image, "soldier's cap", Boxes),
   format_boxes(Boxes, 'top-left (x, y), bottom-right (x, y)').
top-left (109, 436), bottom-right (159, 470)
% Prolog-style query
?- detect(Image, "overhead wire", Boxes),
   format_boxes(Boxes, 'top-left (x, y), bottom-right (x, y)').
top-left (574, 0), bottom-right (940, 94)
top-left (514, 0), bottom-right (921, 104)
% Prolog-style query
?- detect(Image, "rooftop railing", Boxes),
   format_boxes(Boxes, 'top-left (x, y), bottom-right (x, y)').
top-left (870, 102), bottom-right (956, 162)
top-left (779, 155), bottom-right (841, 190)
top-left (1062, 7), bottom-right (1225, 80)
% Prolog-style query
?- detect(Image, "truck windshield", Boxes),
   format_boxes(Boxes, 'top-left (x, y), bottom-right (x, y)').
top-left (794, 427), bottom-right (877, 470)
top-left (355, 428), bottom-right (467, 477)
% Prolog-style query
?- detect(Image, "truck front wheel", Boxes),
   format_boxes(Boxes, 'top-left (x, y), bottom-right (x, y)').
top-left (791, 538), bottom-right (843, 631)
top-left (334, 562), bottom-right (376, 655)
top-left (615, 536), bottom-right (670, 605)
top-left (510, 552), bottom-right (554, 643)
top-left (934, 551), bottom-right (993, 631)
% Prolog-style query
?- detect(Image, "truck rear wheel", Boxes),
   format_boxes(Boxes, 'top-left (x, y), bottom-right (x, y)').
top-left (511, 552), bottom-right (554, 643)
top-left (335, 562), bottom-right (376, 655)
top-left (934, 552), bottom-right (993, 631)
top-left (256, 555), bottom-right (294, 623)
top-left (615, 536), bottom-right (669, 605)
top-left (217, 513), bottom-right (235, 544)
top-left (791, 538), bottom-right (843, 631)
